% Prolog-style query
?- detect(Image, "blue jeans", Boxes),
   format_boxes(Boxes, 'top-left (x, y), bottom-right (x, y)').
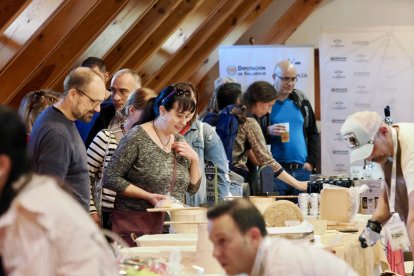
top-left (274, 167), bottom-right (311, 203)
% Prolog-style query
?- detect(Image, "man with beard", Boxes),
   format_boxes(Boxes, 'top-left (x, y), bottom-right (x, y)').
top-left (29, 67), bottom-right (106, 211)
top-left (341, 111), bottom-right (414, 268)
top-left (85, 68), bottom-right (142, 147)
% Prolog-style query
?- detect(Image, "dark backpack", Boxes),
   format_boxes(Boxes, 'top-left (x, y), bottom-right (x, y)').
top-left (202, 105), bottom-right (239, 165)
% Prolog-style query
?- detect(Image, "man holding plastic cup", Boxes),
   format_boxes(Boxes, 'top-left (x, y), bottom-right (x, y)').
top-left (265, 60), bottom-right (320, 199)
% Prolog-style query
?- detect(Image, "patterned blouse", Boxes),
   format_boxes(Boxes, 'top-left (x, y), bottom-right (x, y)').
top-left (103, 126), bottom-right (200, 211)
top-left (233, 117), bottom-right (283, 173)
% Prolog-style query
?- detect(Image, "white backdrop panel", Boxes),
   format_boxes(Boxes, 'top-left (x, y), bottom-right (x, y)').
top-left (320, 26), bottom-right (414, 175)
top-left (218, 45), bottom-right (315, 107)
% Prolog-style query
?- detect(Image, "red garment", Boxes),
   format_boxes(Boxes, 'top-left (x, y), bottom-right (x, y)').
top-left (386, 241), bottom-right (405, 275)
top-left (179, 123), bottom-right (191, 136)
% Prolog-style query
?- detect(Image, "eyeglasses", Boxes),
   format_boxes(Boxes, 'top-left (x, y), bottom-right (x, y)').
top-left (161, 85), bottom-right (192, 106)
top-left (275, 75), bottom-right (298, 83)
top-left (75, 88), bottom-right (102, 108)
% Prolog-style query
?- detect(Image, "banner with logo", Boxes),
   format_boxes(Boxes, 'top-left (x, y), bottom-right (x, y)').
top-left (218, 45), bottom-right (315, 107)
top-left (320, 26), bottom-right (414, 175)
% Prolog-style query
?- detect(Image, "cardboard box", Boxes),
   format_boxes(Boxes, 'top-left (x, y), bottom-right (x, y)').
top-left (353, 179), bottom-right (383, 214)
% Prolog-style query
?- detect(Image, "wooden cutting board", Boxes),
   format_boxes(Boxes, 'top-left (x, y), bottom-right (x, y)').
top-left (327, 221), bottom-right (359, 232)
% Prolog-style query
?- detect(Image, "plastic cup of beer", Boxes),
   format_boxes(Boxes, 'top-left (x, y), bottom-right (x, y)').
top-left (280, 123), bottom-right (290, 143)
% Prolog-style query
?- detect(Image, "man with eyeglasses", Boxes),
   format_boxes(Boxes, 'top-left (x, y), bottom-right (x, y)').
top-left (29, 67), bottom-right (106, 211)
top-left (263, 60), bottom-right (319, 200)
top-left (85, 68), bottom-right (142, 147)
top-left (75, 57), bottom-right (111, 144)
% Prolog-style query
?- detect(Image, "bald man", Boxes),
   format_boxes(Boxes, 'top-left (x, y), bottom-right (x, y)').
top-left (262, 60), bottom-right (319, 200)
top-left (29, 67), bottom-right (106, 210)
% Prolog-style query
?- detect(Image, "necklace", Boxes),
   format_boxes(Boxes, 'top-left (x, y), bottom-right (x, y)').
top-left (153, 120), bottom-right (171, 151)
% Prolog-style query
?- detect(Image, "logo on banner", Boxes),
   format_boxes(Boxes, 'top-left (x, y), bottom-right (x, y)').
top-left (331, 119), bottom-right (345, 124)
top-left (331, 88), bottom-right (348, 93)
top-left (355, 54), bottom-right (368, 63)
top-left (333, 101), bottom-right (346, 110)
top-left (333, 70), bottom-right (345, 79)
top-left (331, 39), bottom-right (345, 48)
top-left (332, 150), bottom-right (348, 155)
top-left (330, 57), bottom-right (347, 62)
top-left (236, 65), bottom-right (266, 76)
top-left (354, 72), bottom-right (370, 77)
top-left (354, 102), bottom-right (371, 108)
top-left (352, 40), bottom-right (369, 46)
top-left (356, 85), bottom-right (369, 94)
top-left (227, 65), bottom-right (237, 76)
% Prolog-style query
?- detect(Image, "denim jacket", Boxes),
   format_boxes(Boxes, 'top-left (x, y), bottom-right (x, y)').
top-left (184, 120), bottom-right (230, 206)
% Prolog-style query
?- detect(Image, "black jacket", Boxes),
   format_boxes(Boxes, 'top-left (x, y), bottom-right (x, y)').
top-left (258, 89), bottom-right (320, 170)
top-left (85, 103), bottom-right (116, 147)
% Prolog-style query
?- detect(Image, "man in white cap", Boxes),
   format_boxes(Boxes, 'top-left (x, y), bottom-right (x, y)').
top-left (341, 111), bottom-right (414, 267)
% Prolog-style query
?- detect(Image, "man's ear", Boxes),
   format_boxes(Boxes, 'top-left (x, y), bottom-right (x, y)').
top-left (247, 227), bottom-right (262, 245)
top-left (68, 88), bottom-right (78, 101)
top-left (379, 125), bottom-right (389, 136)
top-left (104, 72), bottom-right (110, 83)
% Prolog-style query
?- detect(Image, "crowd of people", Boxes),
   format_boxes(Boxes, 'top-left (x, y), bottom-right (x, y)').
top-left (5, 55), bottom-right (411, 275)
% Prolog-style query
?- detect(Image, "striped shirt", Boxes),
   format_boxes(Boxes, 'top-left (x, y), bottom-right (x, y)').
top-left (87, 128), bottom-right (122, 213)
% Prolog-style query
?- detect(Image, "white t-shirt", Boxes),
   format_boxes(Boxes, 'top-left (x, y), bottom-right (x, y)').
top-left (250, 237), bottom-right (357, 276)
top-left (396, 123), bottom-right (414, 194)
top-left (0, 175), bottom-right (118, 276)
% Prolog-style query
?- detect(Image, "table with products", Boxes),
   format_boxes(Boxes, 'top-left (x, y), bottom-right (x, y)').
top-left (121, 221), bottom-right (389, 276)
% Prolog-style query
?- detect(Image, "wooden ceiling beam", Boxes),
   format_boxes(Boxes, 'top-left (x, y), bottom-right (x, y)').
top-left (122, 0), bottom-right (207, 75)
top-left (189, 0), bottom-right (273, 87)
top-left (5, 0), bottom-right (130, 107)
top-left (145, 0), bottom-right (257, 92)
top-left (0, 0), bottom-right (28, 30)
top-left (49, 0), bottom-right (154, 89)
top-left (137, 0), bottom-right (225, 84)
top-left (261, 0), bottom-right (322, 44)
top-left (103, 0), bottom-right (182, 75)
top-left (0, 0), bottom-right (64, 71)
top-left (0, 0), bottom-right (101, 104)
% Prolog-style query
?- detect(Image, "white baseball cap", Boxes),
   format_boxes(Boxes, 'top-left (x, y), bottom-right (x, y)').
top-left (340, 111), bottom-right (382, 163)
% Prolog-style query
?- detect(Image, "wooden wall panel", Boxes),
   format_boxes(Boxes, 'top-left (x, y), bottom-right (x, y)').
top-left (261, 0), bottom-right (322, 44)
top-left (122, 0), bottom-right (206, 75)
top-left (50, 0), bottom-right (155, 88)
top-left (103, 0), bottom-right (182, 75)
top-left (7, 0), bottom-right (130, 107)
top-left (0, 0), bottom-right (28, 30)
top-left (189, 0), bottom-right (273, 86)
top-left (0, 0), bottom-right (64, 71)
top-left (137, 0), bottom-right (224, 84)
top-left (0, 0), bottom-right (100, 105)
top-left (145, 0), bottom-right (256, 92)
